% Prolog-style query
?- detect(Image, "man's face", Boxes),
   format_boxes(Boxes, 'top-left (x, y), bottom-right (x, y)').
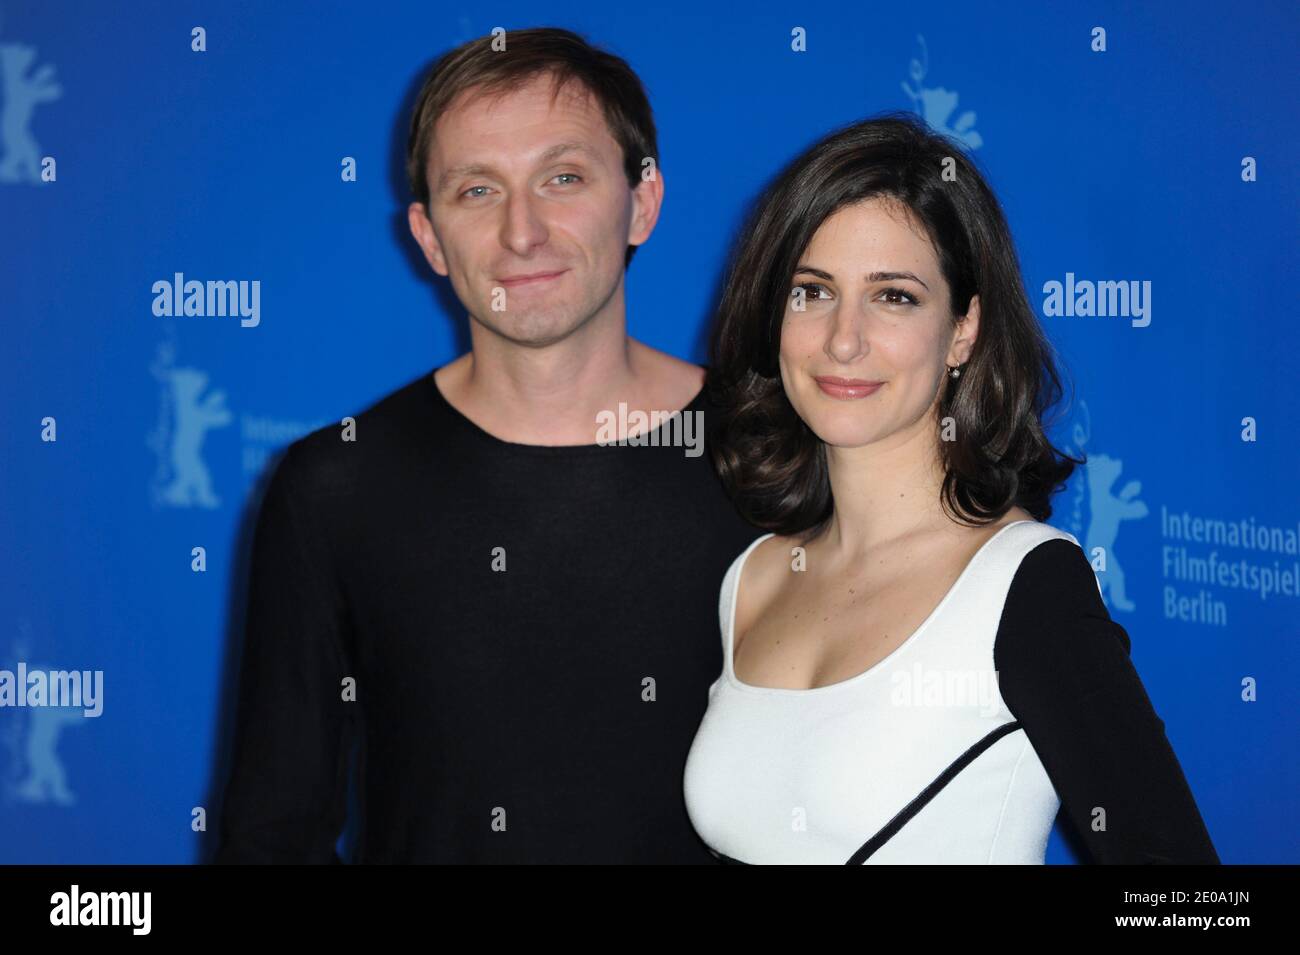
top-left (409, 73), bottom-right (661, 348)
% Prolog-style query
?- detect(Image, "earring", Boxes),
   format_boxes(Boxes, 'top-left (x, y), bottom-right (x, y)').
top-left (947, 364), bottom-right (962, 379)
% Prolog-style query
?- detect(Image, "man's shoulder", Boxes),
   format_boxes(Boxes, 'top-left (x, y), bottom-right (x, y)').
top-left (274, 370), bottom-right (439, 496)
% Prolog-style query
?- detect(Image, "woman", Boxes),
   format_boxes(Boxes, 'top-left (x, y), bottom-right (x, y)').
top-left (683, 112), bottom-right (1219, 864)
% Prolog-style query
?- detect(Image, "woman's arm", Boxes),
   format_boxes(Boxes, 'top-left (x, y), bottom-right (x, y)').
top-left (993, 538), bottom-right (1220, 864)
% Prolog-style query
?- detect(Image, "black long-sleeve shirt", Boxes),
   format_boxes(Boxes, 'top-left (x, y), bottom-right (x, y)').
top-left (214, 369), bottom-right (760, 863)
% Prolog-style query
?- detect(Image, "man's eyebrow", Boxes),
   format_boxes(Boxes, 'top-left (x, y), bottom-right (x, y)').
top-left (435, 141), bottom-right (596, 195)
top-left (793, 266), bottom-right (931, 291)
top-left (537, 140), bottom-right (595, 164)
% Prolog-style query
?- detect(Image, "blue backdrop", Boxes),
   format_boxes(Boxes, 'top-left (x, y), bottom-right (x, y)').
top-left (3, 0), bottom-right (1296, 863)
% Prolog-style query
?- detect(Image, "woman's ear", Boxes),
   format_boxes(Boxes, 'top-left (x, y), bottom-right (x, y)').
top-left (948, 293), bottom-right (980, 365)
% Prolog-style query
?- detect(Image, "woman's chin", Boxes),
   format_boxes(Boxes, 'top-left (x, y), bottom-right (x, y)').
top-left (803, 417), bottom-right (887, 450)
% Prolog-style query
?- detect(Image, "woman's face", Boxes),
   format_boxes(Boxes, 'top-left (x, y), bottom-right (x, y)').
top-left (778, 197), bottom-right (979, 451)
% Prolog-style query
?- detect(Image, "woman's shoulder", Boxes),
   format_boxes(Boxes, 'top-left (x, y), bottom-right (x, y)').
top-left (996, 514), bottom-right (1098, 596)
top-left (722, 531), bottom-right (781, 599)
top-left (721, 531), bottom-right (798, 637)
top-left (971, 511), bottom-right (1109, 617)
top-left (993, 522), bottom-right (1132, 669)
top-left (738, 530), bottom-right (806, 588)
top-left (980, 511), bottom-right (1086, 568)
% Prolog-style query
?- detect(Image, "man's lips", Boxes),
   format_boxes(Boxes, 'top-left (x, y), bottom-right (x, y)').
top-left (814, 376), bottom-right (885, 399)
top-left (496, 269), bottom-right (568, 288)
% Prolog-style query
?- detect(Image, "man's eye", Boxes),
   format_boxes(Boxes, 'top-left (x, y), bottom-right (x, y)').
top-left (552, 173), bottom-right (582, 185)
top-left (461, 185), bottom-right (492, 199)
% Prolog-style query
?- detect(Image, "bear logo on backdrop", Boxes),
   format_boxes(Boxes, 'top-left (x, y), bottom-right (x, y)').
top-left (146, 334), bottom-right (333, 508)
top-left (1065, 402), bottom-right (1148, 613)
top-left (147, 340), bottom-right (233, 510)
top-left (0, 30), bottom-right (61, 185)
top-left (1, 626), bottom-right (85, 809)
top-left (901, 34), bottom-right (983, 150)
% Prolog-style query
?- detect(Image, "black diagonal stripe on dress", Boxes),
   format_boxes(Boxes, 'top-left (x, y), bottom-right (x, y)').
top-left (844, 720), bottom-right (1024, 864)
top-left (708, 721), bottom-right (1024, 866)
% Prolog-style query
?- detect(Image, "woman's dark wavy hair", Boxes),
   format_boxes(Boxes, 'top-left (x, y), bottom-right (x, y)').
top-left (707, 110), bottom-right (1082, 538)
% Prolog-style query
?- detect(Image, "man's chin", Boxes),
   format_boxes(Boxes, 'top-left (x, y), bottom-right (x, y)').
top-left (475, 311), bottom-right (586, 349)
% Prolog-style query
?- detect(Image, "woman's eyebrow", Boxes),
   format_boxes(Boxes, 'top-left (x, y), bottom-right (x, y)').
top-left (868, 270), bottom-right (930, 291)
top-left (792, 266), bottom-right (931, 292)
top-left (793, 265), bottom-right (835, 280)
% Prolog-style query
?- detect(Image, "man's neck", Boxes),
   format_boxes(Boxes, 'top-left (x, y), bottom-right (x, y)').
top-left (435, 302), bottom-right (703, 446)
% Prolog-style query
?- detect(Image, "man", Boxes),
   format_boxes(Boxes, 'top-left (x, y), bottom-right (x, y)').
top-left (214, 27), bottom-right (759, 863)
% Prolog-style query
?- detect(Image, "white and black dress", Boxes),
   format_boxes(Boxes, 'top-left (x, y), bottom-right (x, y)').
top-left (683, 520), bottom-right (1220, 864)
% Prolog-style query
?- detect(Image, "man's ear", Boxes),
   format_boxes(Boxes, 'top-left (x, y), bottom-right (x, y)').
top-left (627, 165), bottom-right (665, 249)
top-left (948, 293), bottom-right (980, 365)
top-left (407, 201), bottom-right (449, 276)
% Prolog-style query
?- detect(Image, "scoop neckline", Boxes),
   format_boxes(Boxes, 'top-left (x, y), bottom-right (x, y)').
top-left (724, 519), bottom-right (1037, 696)
top-left (426, 368), bottom-right (707, 455)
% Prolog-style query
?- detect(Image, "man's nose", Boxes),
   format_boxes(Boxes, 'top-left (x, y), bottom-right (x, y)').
top-left (500, 191), bottom-right (549, 256)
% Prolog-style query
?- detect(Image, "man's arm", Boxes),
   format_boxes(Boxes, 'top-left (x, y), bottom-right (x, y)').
top-left (213, 443), bottom-right (357, 863)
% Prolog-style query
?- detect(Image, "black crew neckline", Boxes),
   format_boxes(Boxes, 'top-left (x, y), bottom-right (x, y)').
top-left (425, 368), bottom-right (707, 456)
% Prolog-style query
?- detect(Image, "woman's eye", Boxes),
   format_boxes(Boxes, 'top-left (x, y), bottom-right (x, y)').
top-left (792, 282), bottom-right (832, 301)
top-left (880, 287), bottom-right (919, 306)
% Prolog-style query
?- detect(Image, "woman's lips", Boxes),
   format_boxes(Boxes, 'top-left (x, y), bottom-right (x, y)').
top-left (814, 376), bottom-right (884, 399)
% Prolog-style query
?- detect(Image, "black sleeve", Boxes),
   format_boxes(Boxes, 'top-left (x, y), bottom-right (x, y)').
top-left (213, 444), bottom-right (357, 863)
top-left (994, 538), bottom-right (1220, 864)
